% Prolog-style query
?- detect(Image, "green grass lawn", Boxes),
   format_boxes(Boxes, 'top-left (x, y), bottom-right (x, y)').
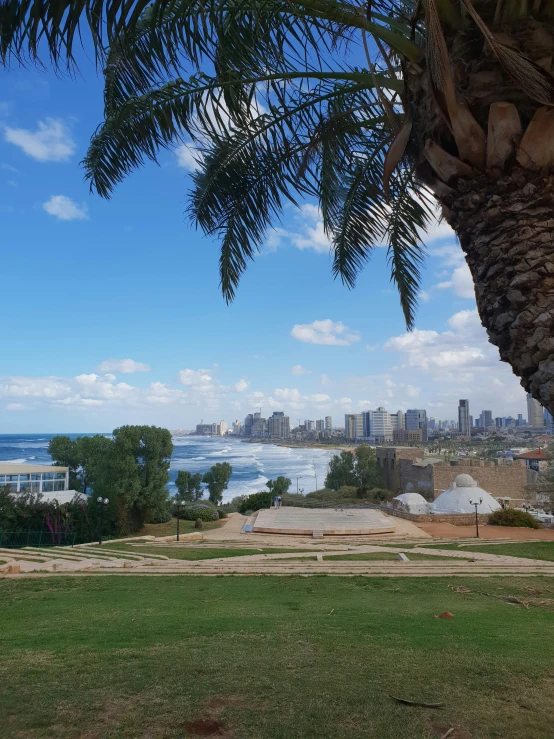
top-left (106, 544), bottom-right (315, 560)
top-left (1, 576), bottom-right (554, 738)
top-left (426, 542), bottom-right (554, 561)
top-left (111, 517), bottom-right (224, 540)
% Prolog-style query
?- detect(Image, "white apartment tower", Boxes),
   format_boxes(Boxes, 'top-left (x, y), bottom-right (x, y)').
top-left (527, 393), bottom-right (545, 428)
top-left (325, 416), bottom-right (332, 430)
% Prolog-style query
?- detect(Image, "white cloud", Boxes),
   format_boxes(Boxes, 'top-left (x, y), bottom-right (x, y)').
top-left (320, 374), bottom-right (333, 386)
top-left (97, 358), bottom-right (151, 374)
top-left (291, 319), bottom-right (361, 346)
top-left (264, 203), bottom-right (331, 254)
top-left (43, 195), bottom-right (87, 221)
top-left (235, 379), bottom-right (250, 392)
top-left (4, 118), bottom-right (75, 162)
top-left (175, 142), bottom-right (200, 171)
top-left (384, 309), bottom-right (498, 372)
top-left (366, 344), bottom-right (378, 352)
top-left (435, 263), bottom-right (475, 299)
top-left (290, 365), bottom-right (312, 376)
top-left (6, 403), bottom-right (24, 410)
top-left (179, 368), bottom-right (213, 385)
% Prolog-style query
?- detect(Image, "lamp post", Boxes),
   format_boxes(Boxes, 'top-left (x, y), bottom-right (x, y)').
top-left (469, 497), bottom-right (482, 538)
top-left (97, 497), bottom-right (109, 545)
top-left (174, 497), bottom-right (182, 542)
top-left (296, 476), bottom-right (303, 495)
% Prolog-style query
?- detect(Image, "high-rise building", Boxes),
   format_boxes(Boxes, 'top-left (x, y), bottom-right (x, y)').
top-left (480, 410), bottom-right (493, 429)
top-left (325, 416), bottom-right (332, 430)
top-left (369, 407), bottom-right (394, 443)
top-left (219, 420), bottom-right (228, 436)
top-left (304, 420), bottom-right (315, 432)
top-left (390, 410), bottom-right (405, 431)
top-left (252, 412), bottom-right (267, 437)
top-left (545, 408), bottom-right (553, 431)
top-left (344, 414), bottom-right (363, 440)
top-left (516, 413), bottom-right (524, 427)
top-left (495, 416), bottom-right (503, 428)
top-left (267, 411), bottom-right (290, 439)
top-left (458, 399), bottom-right (470, 435)
top-left (196, 423), bottom-right (212, 435)
top-left (211, 423), bottom-right (220, 435)
top-left (316, 419), bottom-right (325, 432)
top-left (232, 420), bottom-right (242, 435)
top-left (527, 393), bottom-right (545, 428)
top-left (405, 409), bottom-right (427, 441)
top-left (244, 414), bottom-right (253, 437)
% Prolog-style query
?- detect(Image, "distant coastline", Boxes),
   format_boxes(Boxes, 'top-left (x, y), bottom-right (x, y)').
top-left (240, 438), bottom-right (351, 452)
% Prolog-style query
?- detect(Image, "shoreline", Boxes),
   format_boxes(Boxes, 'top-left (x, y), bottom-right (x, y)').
top-left (239, 439), bottom-right (353, 452)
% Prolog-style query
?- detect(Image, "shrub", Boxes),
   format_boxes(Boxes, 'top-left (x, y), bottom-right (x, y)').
top-left (182, 504), bottom-right (219, 522)
top-left (238, 491), bottom-right (272, 514)
top-left (488, 508), bottom-right (540, 529)
top-left (218, 509), bottom-right (227, 519)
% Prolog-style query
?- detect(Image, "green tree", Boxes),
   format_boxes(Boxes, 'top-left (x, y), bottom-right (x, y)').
top-left (5, 2), bottom-right (554, 411)
top-left (203, 463), bottom-right (232, 505)
top-left (266, 476), bottom-right (292, 495)
top-left (325, 446), bottom-right (382, 491)
top-left (48, 435), bottom-right (113, 493)
top-left (325, 451), bottom-right (358, 491)
top-left (175, 470), bottom-right (204, 501)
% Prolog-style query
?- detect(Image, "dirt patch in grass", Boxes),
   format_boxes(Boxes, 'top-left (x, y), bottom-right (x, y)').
top-left (184, 718), bottom-right (226, 736)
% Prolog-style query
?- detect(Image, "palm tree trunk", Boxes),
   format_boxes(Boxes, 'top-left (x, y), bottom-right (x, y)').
top-left (444, 166), bottom-right (554, 414)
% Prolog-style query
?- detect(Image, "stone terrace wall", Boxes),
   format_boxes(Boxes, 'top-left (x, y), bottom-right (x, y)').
top-left (385, 507), bottom-right (490, 526)
top-left (432, 460), bottom-right (528, 499)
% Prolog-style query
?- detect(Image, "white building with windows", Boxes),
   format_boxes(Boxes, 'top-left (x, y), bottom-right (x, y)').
top-left (0, 463), bottom-right (84, 504)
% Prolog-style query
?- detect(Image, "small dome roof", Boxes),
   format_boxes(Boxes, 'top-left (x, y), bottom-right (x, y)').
top-left (395, 492), bottom-right (427, 504)
top-left (454, 473), bottom-right (477, 488)
top-left (431, 474), bottom-right (501, 515)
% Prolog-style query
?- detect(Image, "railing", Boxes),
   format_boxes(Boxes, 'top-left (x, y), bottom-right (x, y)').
top-left (0, 531), bottom-right (76, 548)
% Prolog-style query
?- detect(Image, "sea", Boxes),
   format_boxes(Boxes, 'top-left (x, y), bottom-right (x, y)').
top-left (0, 434), bottom-right (336, 502)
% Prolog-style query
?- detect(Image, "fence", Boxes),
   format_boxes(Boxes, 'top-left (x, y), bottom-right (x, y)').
top-left (0, 530), bottom-right (76, 548)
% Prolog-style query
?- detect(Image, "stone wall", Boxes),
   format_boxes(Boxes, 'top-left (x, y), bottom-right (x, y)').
top-left (377, 446), bottom-right (534, 502)
top-left (384, 507), bottom-right (490, 526)
top-left (432, 460), bottom-right (528, 499)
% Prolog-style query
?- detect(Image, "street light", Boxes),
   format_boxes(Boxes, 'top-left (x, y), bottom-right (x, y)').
top-left (469, 497), bottom-right (483, 538)
top-left (296, 476), bottom-right (303, 495)
top-left (97, 497), bottom-right (109, 545)
top-left (174, 497), bottom-right (183, 541)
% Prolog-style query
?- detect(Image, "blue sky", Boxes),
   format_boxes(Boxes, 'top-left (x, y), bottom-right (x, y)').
top-left (0, 55), bottom-right (528, 432)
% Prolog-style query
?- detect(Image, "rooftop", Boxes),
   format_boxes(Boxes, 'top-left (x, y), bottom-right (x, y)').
top-left (514, 449), bottom-right (549, 460)
top-left (0, 463), bottom-right (68, 474)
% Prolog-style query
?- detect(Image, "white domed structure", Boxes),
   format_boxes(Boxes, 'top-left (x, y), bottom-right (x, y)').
top-left (430, 474), bottom-right (501, 515)
top-left (392, 491), bottom-right (430, 515)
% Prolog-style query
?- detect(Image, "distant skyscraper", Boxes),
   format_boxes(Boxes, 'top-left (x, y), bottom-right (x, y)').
top-left (325, 416), bottom-right (332, 430)
top-left (458, 399), bottom-right (470, 435)
top-left (219, 420), bottom-right (228, 436)
top-left (244, 414), bottom-right (253, 437)
top-left (316, 419), bottom-right (325, 432)
top-left (344, 414), bottom-right (363, 440)
top-left (406, 409), bottom-right (427, 441)
top-left (480, 410), bottom-right (493, 429)
top-left (304, 420), bottom-right (315, 432)
top-left (516, 413), bottom-right (524, 427)
top-left (232, 420), bottom-right (242, 435)
top-left (527, 393), bottom-right (545, 428)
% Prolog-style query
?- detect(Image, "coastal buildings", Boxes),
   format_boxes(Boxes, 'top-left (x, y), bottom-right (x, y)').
top-left (480, 410), bottom-right (493, 429)
top-left (325, 416), bottom-right (332, 431)
top-left (267, 412), bottom-right (291, 439)
top-left (345, 414), bottom-right (363, 441)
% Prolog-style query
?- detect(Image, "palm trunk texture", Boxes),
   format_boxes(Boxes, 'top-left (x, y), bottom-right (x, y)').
top-left (445, 166), bottom-right (554, 414)
top-left (410, 10), bottom-right (554, 414)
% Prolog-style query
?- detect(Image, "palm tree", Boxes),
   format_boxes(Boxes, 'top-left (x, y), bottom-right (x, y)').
top-left (3, 1), bottom-right (554, 411)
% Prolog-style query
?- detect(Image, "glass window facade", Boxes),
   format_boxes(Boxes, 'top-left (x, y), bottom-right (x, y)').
top-left (0, 471), bottom-right (67, 493)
